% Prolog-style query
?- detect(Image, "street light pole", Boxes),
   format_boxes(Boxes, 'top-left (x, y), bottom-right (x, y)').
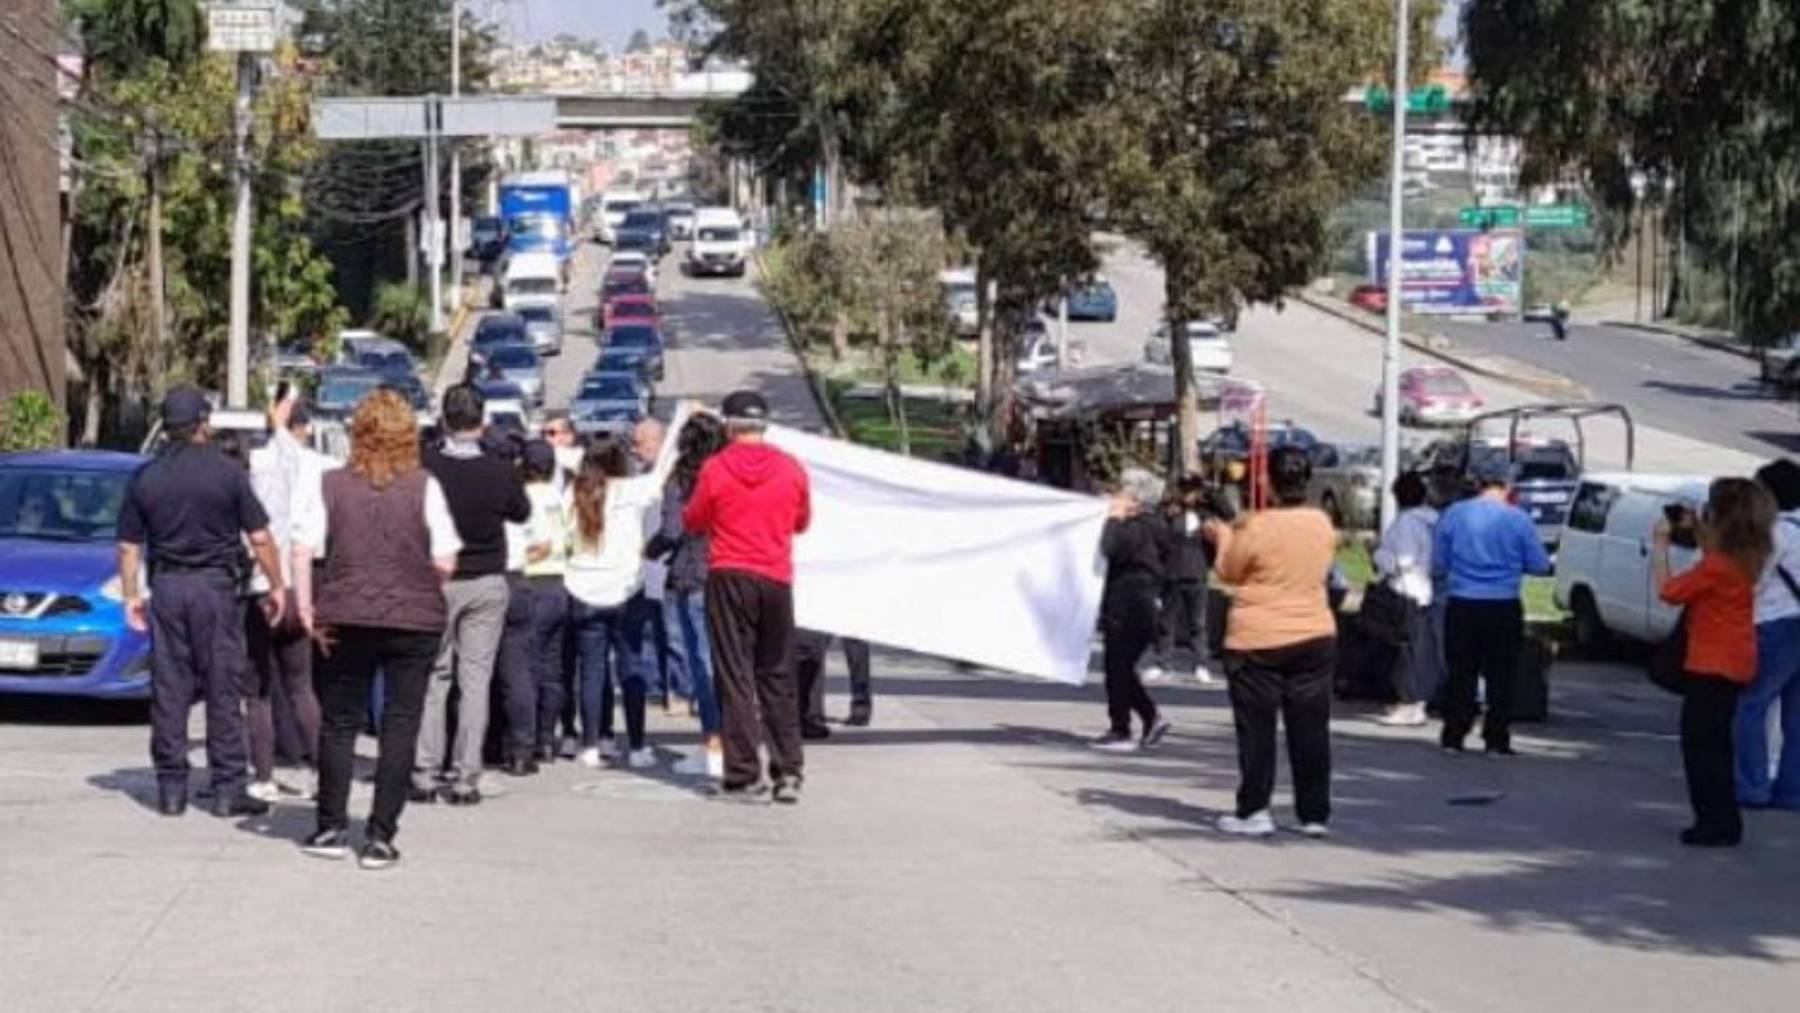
top-left (1377, 0), bottom-right (1410, 532)
top-left (226, 51), bottom-right (254, 407)
top-left (447, 0), bottom-right (462, 313)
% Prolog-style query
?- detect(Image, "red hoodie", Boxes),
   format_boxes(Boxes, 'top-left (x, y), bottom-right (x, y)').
top-left (683, 441), bottom-right (811, 585)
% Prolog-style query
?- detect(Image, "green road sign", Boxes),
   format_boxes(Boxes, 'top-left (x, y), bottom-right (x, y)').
top-left (1365, 85), bottom-right (1451, 115)
top-left (1459, 204), bottom-right (1591, 229)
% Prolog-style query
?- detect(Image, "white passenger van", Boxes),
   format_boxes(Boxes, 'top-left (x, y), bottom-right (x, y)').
top-left (686, 207), bottom-right (749, 278)
top-left (500, 251), bottom-right (563, 312)
top-left (1554, 472), bottom-right (1713, 651)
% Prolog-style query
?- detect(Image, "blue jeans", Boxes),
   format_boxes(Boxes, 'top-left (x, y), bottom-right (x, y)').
top-left (664, 590), bottom-right (721, 736)
top-left (1738, 617), bottom-right (1800, 807)
top-left (571, 598), bottom-right (646, 749)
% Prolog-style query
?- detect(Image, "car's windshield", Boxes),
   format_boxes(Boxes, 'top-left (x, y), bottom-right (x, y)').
top-left (508, 216), bottom-right (562, 238)
top-left (605, 200), bottom-right (640, 215)
top-left (518, 306), bottom-right (557, 325)
top-left (1418, 373), bottom-right (1472, 396)
top-left (508, 278), bottom-right (558, 296)
top-left (476, 318), bottom-right (525, 345)
top-left (579, 376), bottom-right (639, 401)
top-left (697, 227), bottom-right (741, 243)
top-left (319, 374), bottom-right (382, 407)
top-left (478, 381), bottom-right (523, 400)
top-left (358, 351), bottom-right (412, 374)
top-left (607, 327), bottom-right (659, 349)
top-left (382, 378), bottom-right (428, 409)
top-left (623, 211), bottom-right (662, 229)
top-left (0, 467), bottom-right (132, 542)
top-left (606, 277), bottom-right (651, 297)
top-left (1343, 446), bottom-right (1383, 467)
top-left (488, 346), bottom-right (539, 370)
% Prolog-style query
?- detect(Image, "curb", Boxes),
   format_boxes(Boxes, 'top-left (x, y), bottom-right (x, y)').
top-left (1295, 291), bottom-right (1589, 401)
top-left (432, 280), bottom-right (486, 399)
top-left (751, 249), bottom-right (850, 438)
top-left (1604, 319), bottom-right (1757, 362)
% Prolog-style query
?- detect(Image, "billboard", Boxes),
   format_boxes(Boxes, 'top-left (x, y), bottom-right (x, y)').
top-left (1369, 228), bottom-right (1524, 316)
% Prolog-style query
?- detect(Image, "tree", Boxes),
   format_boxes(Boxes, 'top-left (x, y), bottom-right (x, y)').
top-left (1109, 0), bottom-right (1437, 470)
top-left (626, 28), bottom-right (653, 53)
top-left (1463, 0), bottom-right (1800, 348)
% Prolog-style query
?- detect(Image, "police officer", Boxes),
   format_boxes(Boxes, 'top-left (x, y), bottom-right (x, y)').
top-left (117, 388), bottom-right (288, 818)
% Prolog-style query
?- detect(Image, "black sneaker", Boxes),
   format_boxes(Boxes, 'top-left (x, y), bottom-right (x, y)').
top-left (357, 839), bottom-right (401, 870)
top-left (845, 706), bottom-right (871, 728)
top-left (301, 827), bottom-right (352, 860)
top-left (1141, 718), bottom-right (1173, 750)
top-left (534, 744), bottom-right (557, 765)
top-left (408, 783), bottom-right (440, 804)
top-left (708, 781), bottom-right (770, 804)
top-left (156, 785), bottom-right (188, 817)
top-left (772, 776), bottom-right (804, 805)
top-left (1484, 743), bottom-right (1518, 758)
top-left (211, 792), bottom-right (272, 818)
top-left (801, 722), bottom-right (832, 741)
top-left (504, 755), bottom-right (540, 777)
top-left (444, 784), bottom-right (482, 807)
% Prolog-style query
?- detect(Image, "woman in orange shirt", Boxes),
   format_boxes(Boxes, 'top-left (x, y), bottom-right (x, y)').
top-left (1654, 478), bottom-right (1776, 848)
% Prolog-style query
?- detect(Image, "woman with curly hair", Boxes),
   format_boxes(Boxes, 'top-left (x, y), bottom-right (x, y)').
top-left (292, 389), bottom-right (463, 870)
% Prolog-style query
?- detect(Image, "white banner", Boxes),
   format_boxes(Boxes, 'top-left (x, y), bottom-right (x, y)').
top-left (765, 427), bottom-right (1109, 684)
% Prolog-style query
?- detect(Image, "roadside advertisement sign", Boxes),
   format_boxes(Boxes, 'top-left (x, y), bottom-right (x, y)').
top-left (1369, 228), bottom-right (1524, 316)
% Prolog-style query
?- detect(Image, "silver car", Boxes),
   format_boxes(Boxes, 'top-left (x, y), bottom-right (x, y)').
top-left (481, 343), bottom-right (545, 408)
top-left (517, 304), bottom-right (564, 356)
top-left (1306, 441), bottom-right (1388, 530)
top-left (569, 371), bottom-right (648, 436)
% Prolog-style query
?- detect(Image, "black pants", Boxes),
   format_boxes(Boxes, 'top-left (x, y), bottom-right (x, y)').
top-left (495, 577), bottom-right (538, 758)
top-left (1225, 637), bottom-right (1335, 824)
top-left (1389, 598), bottom-right (1437, 706)
top-left (314, 626), bottom-right (438, 843)
top-left (245, 590), bottom-right (320, 781)
top-left (1682, 675), bottom-right (1744, 841)
top-left (1156, 579), bottom-right (1210, 669)
top-left (529, 578), bottom-right (571, 750)
top-left (1103, 585), bottom-right (1160, 736)
top-left (1442, 598), bottom-right (1523, 749)
top-left (706, 570), bottom-right (800, 787)
top-left (798, 632), bottom-right (872, 727)
top-left (148, 571), bottom-right (250, 796)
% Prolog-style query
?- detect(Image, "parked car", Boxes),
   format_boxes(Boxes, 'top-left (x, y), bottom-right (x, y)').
top-left (470, 312), bottom-right (529, 370)
top-left (570, 371), bottom-right (650, 436)
top-left (1759, 332), bottom-right (1800, 386)
top-left (1417, 437), bottom-right (1582, 549)
top-left (275, 342), bottom-right (319, 377)
top-left (139, 404), bottom-right (269, 455)
top-left (517, 304), bottom-right (564, 356)
top-left (0, 451), bottom-right (153, 699)
top-left (477, 343), bottom-right (545, 407)
top-left (1057, 278), bottom-right (1119, 322)
top-left (941, 269), bottom-right (979, 337)
top-left (1145, 320), bottom-right (1233, 374)
top-left (1554, 472), bottom-right (1711, 652)
top-left (603, 323), bottom-right (667, 382)
top-left (603, 293), bottom-right (658, 331)
top-left (1017, 333), bottom-right (1060, 374)
top-left (1348, 284), bottom-right (1388, 314)
top-left (314, 366), bottom-right (387, 421)
top-left (343, 335), bottom-right (416, 378)
top-left (616, 208), bottom-right (671, 258)
top-left (469, 215), bottom-right (507, 263)
top-left (1375, 365), bottom-right (1485, 427)
top-left (1305, 441), bottom-right (1390, 530)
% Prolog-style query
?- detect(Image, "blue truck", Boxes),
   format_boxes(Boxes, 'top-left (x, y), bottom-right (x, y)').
top-left (498, 170), bottom-right (577, 262)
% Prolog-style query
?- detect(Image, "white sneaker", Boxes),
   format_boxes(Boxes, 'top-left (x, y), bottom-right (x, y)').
top-left (706, 749), bottom-right (724, 779)
top-left (672, 751), bottom-right (713, 777)
top-left (1193, 665), bottom-right (1217, 686)
top-left (627, 748), bottom-right (657, 770)
top-left (576, 747), bottom-right (604, 769)
top-left (596, 736), bottom-right (620, 762)
top-left (1297, 822), bottom-right (1330, 839)
top-left (1089, 732), bottom-right (1140, 754)
top-left (1218, 810), bottom-right (1277, 837)
top-left (246, 780), bottom-right (280, 804)
top-left (1375, 704), bottom-right (1428, 727)
top-left (1141, 665), bottom-right (1168, 683)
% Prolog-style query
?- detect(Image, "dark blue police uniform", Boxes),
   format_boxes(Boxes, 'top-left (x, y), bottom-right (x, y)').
top-left (117, 391), bottom-right (271, 811)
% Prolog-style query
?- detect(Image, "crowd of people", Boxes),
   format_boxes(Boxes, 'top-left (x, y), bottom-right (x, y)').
top-left (1091, 444), bottom-right (1800, 848)
top-left (118, 383), bottom-right (862, 868)
top-left (116, 380), bottom-right (1800, 867)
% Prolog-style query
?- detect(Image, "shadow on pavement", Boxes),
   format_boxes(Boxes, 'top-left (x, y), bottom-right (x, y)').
top-left (1, 695), bottom-right (148, 726)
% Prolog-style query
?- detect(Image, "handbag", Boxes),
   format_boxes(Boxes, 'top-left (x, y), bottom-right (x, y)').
top-left (1646, 612), bottom-right (1689, 695)
top-left (1358, 579), bottom-right (1411, 645)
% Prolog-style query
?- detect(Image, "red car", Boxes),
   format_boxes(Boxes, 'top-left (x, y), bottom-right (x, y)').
top-left (1349, 284), bottom-right (1388, 314)
top-left (1375, 365), bottom-right (1484, 427)
top-left (604, 293), bottom-right (658, 330)
top-left (598, 270), bottom-right (653, 328)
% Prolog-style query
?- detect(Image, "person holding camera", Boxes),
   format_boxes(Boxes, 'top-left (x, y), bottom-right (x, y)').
top-left (1090, 468), bottom-right (1174, 753)
top-left (1371, 472), bottom-right (1439, 727)
top-left (1432, 456), bottom-right (1552, 756)
top-left (1150, 477), bottom-right (1222, 685)
top-left (1654, 480), bottom-right (1775, 847)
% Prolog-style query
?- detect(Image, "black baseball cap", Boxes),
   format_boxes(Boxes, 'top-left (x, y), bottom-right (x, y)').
top-left (161, 387), bottom-right (211, 427)
top-left (721, 390), bottom-right (770, 422)
top-left (523, 440), bottom-right (556, 473)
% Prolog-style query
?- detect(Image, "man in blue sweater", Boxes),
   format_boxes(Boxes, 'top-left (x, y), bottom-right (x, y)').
top-left (1433, 454), bottom-right (1553, 755)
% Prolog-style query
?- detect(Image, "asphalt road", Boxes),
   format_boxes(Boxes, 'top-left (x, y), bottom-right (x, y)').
top-left (1430, 319), bottom-right (1799, 460)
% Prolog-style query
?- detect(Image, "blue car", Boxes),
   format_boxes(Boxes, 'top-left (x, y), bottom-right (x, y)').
top-left (1056, 279), bottom-right (1119, 322)
top-left (0, 451), bottom-right (152, 700)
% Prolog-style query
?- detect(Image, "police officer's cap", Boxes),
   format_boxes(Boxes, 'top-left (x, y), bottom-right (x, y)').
top-left (161, 387), bottom-right (211, 427)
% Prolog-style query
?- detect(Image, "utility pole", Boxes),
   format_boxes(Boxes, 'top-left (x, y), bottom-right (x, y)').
top-left (424, 98), bottom-right (445, 333)
top-left (447, 0), bottom-right (462, 312)
top-left (1377, 0), bottom-right (1410, 533)
top-left (226, 52), bottom-right (254, 406)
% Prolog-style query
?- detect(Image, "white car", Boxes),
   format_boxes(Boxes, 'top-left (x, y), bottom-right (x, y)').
top-left (940, 269), bottom-right (979, 337)
top-left (609, 249), bottom-right (658, 286)
top-left (1554, 472), bottom-right (1712, 652)
top-left (596, 190), bottom-right (646, 245)
top-left (499, 251), bottom-right (563, 312)
top-left (1145, 320), bottom-right (1233, 374)
top-left (687, 207), bottom-right (749, 277)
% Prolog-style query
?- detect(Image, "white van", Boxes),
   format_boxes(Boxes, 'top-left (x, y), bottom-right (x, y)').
top-left (1554, 472), bottom-right (1712, 651)
top-left (597, 189), bottom-right (647, 244)
top-left (687, 207), bottom-right (749, 277)
top-left (501, 251), bottom-right (563, 311)
top-left (940, 268), bottom-right (979, 337)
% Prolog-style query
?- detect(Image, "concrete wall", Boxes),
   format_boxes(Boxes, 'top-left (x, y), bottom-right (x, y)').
top-left (0, 0), bottom-right (67, 409)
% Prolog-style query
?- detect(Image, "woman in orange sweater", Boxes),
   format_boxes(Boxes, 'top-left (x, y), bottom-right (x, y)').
top-left (1654, 478), bottom-right (1776, 848)
top-left (1206, 446), bottom-right (1338, 838)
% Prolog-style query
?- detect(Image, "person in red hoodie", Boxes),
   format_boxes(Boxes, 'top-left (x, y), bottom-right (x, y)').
top-left (684, 391), bottom-right (812, 803)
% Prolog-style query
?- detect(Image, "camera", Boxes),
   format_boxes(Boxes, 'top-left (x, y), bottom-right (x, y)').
top-left (1663, 502), bottom-right (1699, 549)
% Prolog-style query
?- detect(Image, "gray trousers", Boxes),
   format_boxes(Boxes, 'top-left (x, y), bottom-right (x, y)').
top-left (416, 574), bottom-right (510, 786)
